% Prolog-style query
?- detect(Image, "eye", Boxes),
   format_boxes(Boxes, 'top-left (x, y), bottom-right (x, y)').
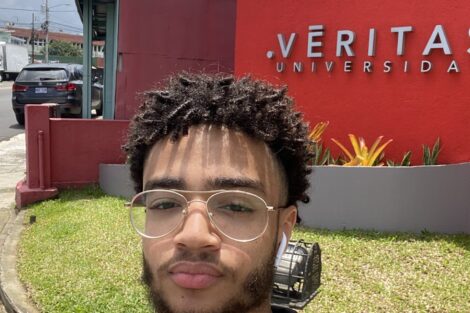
top-left (218, 203), bottom-right (254, 213)
top-left (148, 199), bottom-right (182, 210)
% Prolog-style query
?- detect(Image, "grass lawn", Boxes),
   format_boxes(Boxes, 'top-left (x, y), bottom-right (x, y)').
top-left (18, 186), bottom-right (470, 313)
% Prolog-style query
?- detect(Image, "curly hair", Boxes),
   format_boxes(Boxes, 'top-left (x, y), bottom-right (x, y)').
top-left (123, 72), bottom-right (312, 206)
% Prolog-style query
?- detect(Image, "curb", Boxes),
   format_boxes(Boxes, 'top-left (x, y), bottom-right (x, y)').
top-left (0, 209), bottom-right (40, 313)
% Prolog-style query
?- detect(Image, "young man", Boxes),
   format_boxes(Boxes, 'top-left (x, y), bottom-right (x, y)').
top-left (124, 73), bottom-right (311, 313)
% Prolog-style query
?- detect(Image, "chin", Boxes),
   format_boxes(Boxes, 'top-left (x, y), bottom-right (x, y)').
top-left (169, 281), bottom-right (226, 303)
top-left (168, 297), bottom-right (226, 313)
top-left (151, 284), bottom-right (232, 313)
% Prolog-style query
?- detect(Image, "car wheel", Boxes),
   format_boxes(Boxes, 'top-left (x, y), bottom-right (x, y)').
top-left (15, 113), bottom-right (25, 126)
top-left (0, 72), bottom-right (3, 82)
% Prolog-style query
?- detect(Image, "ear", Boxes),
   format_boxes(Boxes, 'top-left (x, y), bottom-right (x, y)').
top-left (277, 205), bottom-right (297, 244)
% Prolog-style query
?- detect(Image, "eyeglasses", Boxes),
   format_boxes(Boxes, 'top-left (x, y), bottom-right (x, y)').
top-left (129, 189), bottom-right (278, 242)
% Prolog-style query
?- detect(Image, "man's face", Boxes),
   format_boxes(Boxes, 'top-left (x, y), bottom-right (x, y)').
top-left (141, 125), bottom-right (297, 313)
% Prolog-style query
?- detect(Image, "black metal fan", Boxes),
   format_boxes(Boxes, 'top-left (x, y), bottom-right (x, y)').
top-left (271, 240), bottom-right (322, 310)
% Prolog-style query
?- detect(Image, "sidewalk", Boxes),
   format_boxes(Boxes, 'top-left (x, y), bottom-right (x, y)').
top-left (0, 81), bottom-right (13, 90)
top-left (0, 134), bottom-right (39, 313)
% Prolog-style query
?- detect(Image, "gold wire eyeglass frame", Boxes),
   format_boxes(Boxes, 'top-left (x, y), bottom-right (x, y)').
top-left (126, 189), bottom-right (279, 242)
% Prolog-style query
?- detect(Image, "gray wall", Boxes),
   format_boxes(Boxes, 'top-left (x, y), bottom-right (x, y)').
top-left (298, 163), bottom-right (470, 234)
top-left (99, 164), bottom-right (134, 200)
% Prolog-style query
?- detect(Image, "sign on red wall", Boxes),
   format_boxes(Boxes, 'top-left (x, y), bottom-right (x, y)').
top-left (235, 0), bottom-right (470, 164)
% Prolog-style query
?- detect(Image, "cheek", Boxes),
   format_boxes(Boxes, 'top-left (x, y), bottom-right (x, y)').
top-left (222, 217), bottom-right (278, 270)
top-left (142, 239), bottom-right (173, 268)
top-left (221, 237), bottom-right (276, 275)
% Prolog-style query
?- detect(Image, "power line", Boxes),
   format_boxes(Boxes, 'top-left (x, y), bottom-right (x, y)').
top-left (1, 20), bottom-right (82, 32)
top-left (49, 21), bottom-right (82, 30)
top-left (0, 24), bottom-right (82, 35)
top-left (0, 7), bottom-right (75, 13)
top-left (0, 7), bottom-right (37, 12)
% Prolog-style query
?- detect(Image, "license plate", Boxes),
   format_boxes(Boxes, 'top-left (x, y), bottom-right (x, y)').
top-left (35, 87), bottom-right (47, 94)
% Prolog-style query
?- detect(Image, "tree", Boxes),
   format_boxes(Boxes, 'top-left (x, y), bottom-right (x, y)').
top-left (47, 41), bottom-right (82, 57)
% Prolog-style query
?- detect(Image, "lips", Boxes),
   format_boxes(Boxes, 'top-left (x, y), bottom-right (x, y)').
top-left (169, 262), bottom-right (222, 289)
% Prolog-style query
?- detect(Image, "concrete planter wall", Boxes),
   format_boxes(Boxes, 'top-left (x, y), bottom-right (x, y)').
top-left (100, 163), bottom-right (470, 234)
top-left (298, 163), bottom-right (470, 234)
top-left (99, 164), bottom-right (135, 200)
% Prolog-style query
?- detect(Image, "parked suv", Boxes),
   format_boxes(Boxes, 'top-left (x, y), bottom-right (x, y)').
top-left (11, 63), bottom-right (103, 125)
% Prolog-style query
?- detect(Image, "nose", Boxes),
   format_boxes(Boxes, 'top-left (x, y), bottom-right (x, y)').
top-left (172, 201), bottom-right (221, 251)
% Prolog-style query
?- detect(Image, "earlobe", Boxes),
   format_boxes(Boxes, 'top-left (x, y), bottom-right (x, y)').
top-left (277, 205), bottom-right (297, 244)
top-left (282, 205), bottom-right (298, 235)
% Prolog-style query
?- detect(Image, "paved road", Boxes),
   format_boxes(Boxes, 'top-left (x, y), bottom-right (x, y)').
top-left (0, 81), bottom-right (24, 142)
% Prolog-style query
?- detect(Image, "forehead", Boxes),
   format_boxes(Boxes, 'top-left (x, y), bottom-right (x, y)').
top-left (143, 125), bottom-right (286, 205)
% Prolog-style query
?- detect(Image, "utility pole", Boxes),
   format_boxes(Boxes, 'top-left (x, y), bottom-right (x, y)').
top-left (31, 13), bottom-right (35, 63)
top-left (45, 0), bottom-right (49, 63)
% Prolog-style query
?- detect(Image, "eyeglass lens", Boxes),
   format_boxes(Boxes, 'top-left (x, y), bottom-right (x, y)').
top-left (130, 190), bottom-right (269, 241)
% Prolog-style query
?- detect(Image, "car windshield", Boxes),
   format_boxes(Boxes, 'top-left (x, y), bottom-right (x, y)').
top-left (16, 68), bottom-right (68, 82)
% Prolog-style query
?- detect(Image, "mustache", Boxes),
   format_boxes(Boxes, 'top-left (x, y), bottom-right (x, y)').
top-left (146, 250), bottom-right (235, 279)
top-left (167, 250), bottom-right (219, 264)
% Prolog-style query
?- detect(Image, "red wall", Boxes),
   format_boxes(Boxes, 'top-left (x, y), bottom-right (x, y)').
top-left (115, 0), bottom-right (237, 120)
top-left (235, 0), bottom-right (470, 164)
top-left (49, 119), bottom-right (129, 187)
top-left (24, 104), bottom-right (129, 188)
top-left (17, 105), bottom-right (129, 208)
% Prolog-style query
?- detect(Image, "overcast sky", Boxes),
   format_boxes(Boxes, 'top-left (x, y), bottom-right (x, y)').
top-left (0, 0), bottom-right (83, 34)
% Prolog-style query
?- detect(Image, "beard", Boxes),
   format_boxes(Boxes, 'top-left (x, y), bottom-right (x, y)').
top-left (142, 247), bottom-right (276, 313)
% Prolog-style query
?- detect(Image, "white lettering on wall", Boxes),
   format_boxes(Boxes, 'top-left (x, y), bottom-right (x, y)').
top-left (277, 33), bottom-right (297, 58)
top-left (363, 61), bottom-right (372, 72)
top-left (267, 24), bottom-right (466, 74)
top-left (421, 60), bottom-right (432, 72)
top-left (311, 62), bottom-right (317, 72)
top-left (307, 25), bottom-right (325, 57)
top-left (293, 62), bottom-right (304, 72)
top-left (325, 61), bottom-right (335, 72)
top-left (276, 62), bottom-right (285, 72)
top-left (447, 60), bottom-right (460, 72)
top-left (391, 26), bottom-right (414, 55)
top-left (336, 30), bottom-right (356, 56)
top-left (423, 25), bottom-right (452, 55)
top-left (368, 28), bottom-right (377, 56)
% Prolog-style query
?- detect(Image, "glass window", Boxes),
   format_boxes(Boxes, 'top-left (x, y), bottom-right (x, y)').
top-left (16, 68), bottom-right (68, 82)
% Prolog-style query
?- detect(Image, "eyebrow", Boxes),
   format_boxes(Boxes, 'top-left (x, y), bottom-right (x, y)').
top-left (144, 178), bottom-right (185, 191)
top-left (143, 176), bottom-right (265, 193)
top-left (209, 177), bottom-right (265, 193)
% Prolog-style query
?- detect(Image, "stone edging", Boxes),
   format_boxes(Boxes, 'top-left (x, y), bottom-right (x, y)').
top-left (0, 210), bottom-right (40, 313)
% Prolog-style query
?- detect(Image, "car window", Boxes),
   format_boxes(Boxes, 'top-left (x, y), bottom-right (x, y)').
top-left (69, 67), bottom-right (78, 80)
top-left (16, 68), bottom-right (68, 82)
top-left (75, 67), bottom-right (83, 80)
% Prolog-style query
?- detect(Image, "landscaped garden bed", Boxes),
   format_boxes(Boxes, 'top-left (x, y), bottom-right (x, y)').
top-left (299, 123), bottom-right (470, 234)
